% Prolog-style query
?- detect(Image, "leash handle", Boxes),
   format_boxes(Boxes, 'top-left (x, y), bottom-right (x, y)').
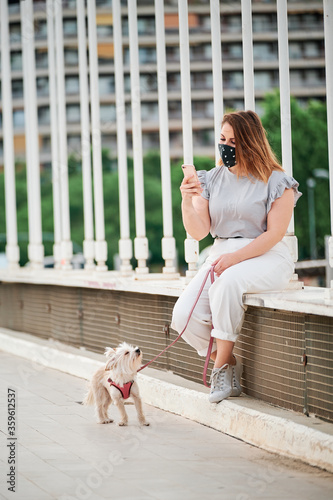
top-left (138, 266), bottom-right (214, 373)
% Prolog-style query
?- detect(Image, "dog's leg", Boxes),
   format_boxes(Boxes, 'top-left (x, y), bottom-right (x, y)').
top-left (132, 394), bottom-right (149, 426)
top-left (131, 382), bottom-right (149, 426)
top-left (113, 398), bottom-right (128, 426)
top-left (101, 397), bottom-right (113, 424)
top-left (96, 387), bottom-right (113, 424)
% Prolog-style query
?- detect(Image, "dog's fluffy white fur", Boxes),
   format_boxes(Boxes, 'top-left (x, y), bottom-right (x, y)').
top-left (83, 342), bottom-right (149, 426)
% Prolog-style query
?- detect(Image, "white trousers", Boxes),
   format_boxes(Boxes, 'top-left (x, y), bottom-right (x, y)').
top-left (171, 238), bottom-right (294, 356)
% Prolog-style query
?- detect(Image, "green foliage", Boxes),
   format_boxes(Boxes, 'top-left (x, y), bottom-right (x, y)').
top-left (0, 95), bottom-right (329, 268)
top-left (262, 91), bottom-right (330, 259)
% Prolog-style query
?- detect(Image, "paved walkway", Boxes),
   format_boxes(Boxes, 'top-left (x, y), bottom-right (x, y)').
top-left (0, 351), bottom-right (333, 500)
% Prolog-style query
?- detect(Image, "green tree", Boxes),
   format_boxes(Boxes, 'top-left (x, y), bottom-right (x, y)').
top-left (262, 91), bottom-right (330, 260)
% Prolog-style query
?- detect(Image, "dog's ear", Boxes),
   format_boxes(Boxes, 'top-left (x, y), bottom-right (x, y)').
top-left (105, 357), bottom-right (116, 371)
top-left (104, 347), bottom-right (116, 358)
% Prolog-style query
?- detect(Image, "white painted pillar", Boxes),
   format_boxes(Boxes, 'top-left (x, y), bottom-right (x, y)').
top-left (210, 0), bottom-right (224, 164)
top-left (324, 0), bottom-right (333, 289)
top-left (87, 0), bottom-right (108, 272)
top-left (277, 0), bottom-right (299, 268)
top-left (178, 0), bottom-right (199, 279)
top-left (77, 0), bottom-right (95, 271)
top-left (155, 0), bottom-right (177, 276)
top-left (113, 0), bottom-right (133, 276)
top-left (241, 0), bottom-right (255, 111)
top-left (54, 2), bottom-right (73, 269)
top-left (128, 0), bottom-right (149, 275)
top-left (20, 0), bottom-right (44, 269)
top-left (0, 0), bottom-right (20, 269)
top-left (46, 0), bottom-right (61, 270)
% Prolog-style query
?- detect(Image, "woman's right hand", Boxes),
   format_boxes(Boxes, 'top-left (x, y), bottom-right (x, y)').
top-left (180, 175), bottom-right (203, 201)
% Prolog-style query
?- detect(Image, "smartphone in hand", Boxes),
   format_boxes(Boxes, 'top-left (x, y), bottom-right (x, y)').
top-left (181, 164), bottom-right (198, 181)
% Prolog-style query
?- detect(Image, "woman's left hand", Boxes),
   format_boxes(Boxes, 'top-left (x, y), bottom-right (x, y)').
top-left (212, 252), bottom-right (240, 276)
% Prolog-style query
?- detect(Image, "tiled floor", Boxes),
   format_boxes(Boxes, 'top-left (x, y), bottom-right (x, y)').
top-left (0, 351), bottom-right (332, 500)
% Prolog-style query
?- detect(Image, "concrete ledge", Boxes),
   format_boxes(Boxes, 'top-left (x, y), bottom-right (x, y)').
top-left (1, 327), bottom-right (333, 473)
top-left (1, 267), bottom-right (333, 317)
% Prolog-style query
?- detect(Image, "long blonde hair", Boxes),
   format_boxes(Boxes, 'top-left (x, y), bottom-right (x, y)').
top-left (218, 110), bottom-right (284, 182)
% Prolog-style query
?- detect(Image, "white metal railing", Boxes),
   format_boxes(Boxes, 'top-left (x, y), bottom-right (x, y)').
top-left (323, 0), bottom-right (333, 290)
top-left (0, 0), bottom-right (331, 290)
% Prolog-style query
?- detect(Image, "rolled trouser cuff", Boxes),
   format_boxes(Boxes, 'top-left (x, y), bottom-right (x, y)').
top-left (211, 328), bottom-right (238, 343)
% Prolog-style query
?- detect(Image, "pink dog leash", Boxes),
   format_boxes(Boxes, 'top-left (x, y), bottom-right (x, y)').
top-left (137, 266), bottom-right (215, 388)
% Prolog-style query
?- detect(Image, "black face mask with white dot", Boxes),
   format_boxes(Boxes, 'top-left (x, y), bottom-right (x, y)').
top-left (218, 143), bottom-right (237, 168)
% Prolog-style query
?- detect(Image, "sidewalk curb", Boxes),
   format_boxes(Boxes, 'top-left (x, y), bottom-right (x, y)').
top-left (1, 328), bottom-right (333, 473)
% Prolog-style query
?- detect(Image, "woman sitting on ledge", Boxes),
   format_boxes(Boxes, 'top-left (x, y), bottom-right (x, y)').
top-left (171, 110), bottom-right (302, 404)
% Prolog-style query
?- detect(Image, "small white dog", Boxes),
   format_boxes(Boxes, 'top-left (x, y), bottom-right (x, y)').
top-left (83, 342), bottom-right (149, 426)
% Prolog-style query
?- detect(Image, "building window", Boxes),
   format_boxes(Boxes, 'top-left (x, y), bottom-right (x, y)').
top-left (66, 105), bottom-right (80, 123)
top-left (137, 17), bottom-right (155, 36)
top-left (35, 49), bottom-right (48, 69)
top-left (166, 46), bottom-right (180, 63)
top-left (11, 51), bottom-right (22, 71)
top-left (140, 73), bottom-right (158, 93)
top-left (13, 109), bottom-right (25, 129)
top-left (167, 72), bottom-right (181, 92)
top-left (224, 72), bottom-right (243, 90)
top-left (38, 106), bottom-right (50, 126)
top-left (222, 15), bottom-right (241, 33)
top-left (190, 43), bottom-right (212, 61)
top-left (34, 19), bottom-right (47, 40)
top-left (139, 47), bottom-right (156, 64)
top-left (289, 42), bottom-right (302, 59)
top-left (254, 71), bottom-right (273, 90)
top-left (99, 75), bottom-right (115, 95)
top-left (12, 80), bottom-right (23, 99)
top-left (253, 42), bottom-right (277, 61)
top-left (37, 77), bottom-right (49, 97)
top-left (64, 48), bottom-right (79, 66)
top-left (223, 43), bottom-right (242, 60)
top-left (65, 76), bottom-right (80, 95)
top-left (63, 19), bottom-right (77, 37)
top-left (252, 14), bottom-right (277, 33)
top-left (67, 134), bottom-right (81, 153)
top-left (191, 72), bottom-right (213, 90)
top-left (97, 24), bottom-right (113, 37)
top-left (100, 104), bottom-right (116, 124)
top-left (192, 100), bottom-right (214, 119)
top-left (141, 102), bottom-right (159, 121)
top-left (9, 23), bottom-right (21, 43)
top-left (168, 101), bottom-right (182, 119)
top-left (41, 136), bottom-right (51, 153)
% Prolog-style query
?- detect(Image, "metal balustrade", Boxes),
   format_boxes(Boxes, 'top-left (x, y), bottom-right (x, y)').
top-left (0, 0), bottom-right (331, 290)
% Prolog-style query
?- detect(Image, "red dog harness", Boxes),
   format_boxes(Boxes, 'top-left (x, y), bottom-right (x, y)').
top-left (107, 378), bottom-right (133, 400)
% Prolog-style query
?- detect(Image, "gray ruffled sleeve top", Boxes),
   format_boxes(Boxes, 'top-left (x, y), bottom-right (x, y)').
top-left (197, 167), bottom-right (302, 239)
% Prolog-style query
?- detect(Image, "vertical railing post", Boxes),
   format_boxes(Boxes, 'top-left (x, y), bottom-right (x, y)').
top-left (323, 0), bottom-right (333, 291)
top-left (87, 0), bottom-right (108, 271)
top-left (21, 0), bottom-right (44, 269)
top-left (210, 0), bottom-right (224, 164)
top-left (128, 0), bottom-right (149, 275)
top-left (0, 0), bottom-right (20, 269)
top-left (77, 0), bottom-right (95, 271)
top-left (241, 0), bottom-right (255, 111)
top-left (54, 1), bottom-right (73, 269)
top-left (46, 0), bottom-right (62, 269)
top-left (277, 0), bottom-right (300, 287)
top-left (113, 0), bottom-right (133, 276)
top-left (155, 0), bottom-right (178, 276)
top-left (178, 0), bottom-right (199, 280)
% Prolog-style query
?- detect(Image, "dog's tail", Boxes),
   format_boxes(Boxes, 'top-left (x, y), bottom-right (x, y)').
top-left (82, 386), bottom-right (95, 406)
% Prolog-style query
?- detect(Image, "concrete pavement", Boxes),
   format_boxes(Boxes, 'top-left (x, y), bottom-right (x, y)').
top-left (0, 350), bottom-right (333, 500)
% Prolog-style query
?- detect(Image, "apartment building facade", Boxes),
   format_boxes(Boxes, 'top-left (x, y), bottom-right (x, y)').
top-left (0, 0), bottom-right (326, 168)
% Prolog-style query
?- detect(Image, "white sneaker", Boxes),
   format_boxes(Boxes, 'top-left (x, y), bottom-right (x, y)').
top-left (231, 356), bottom-right (243, 397)
top-left (209, 363), bottom-right (233, 403)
